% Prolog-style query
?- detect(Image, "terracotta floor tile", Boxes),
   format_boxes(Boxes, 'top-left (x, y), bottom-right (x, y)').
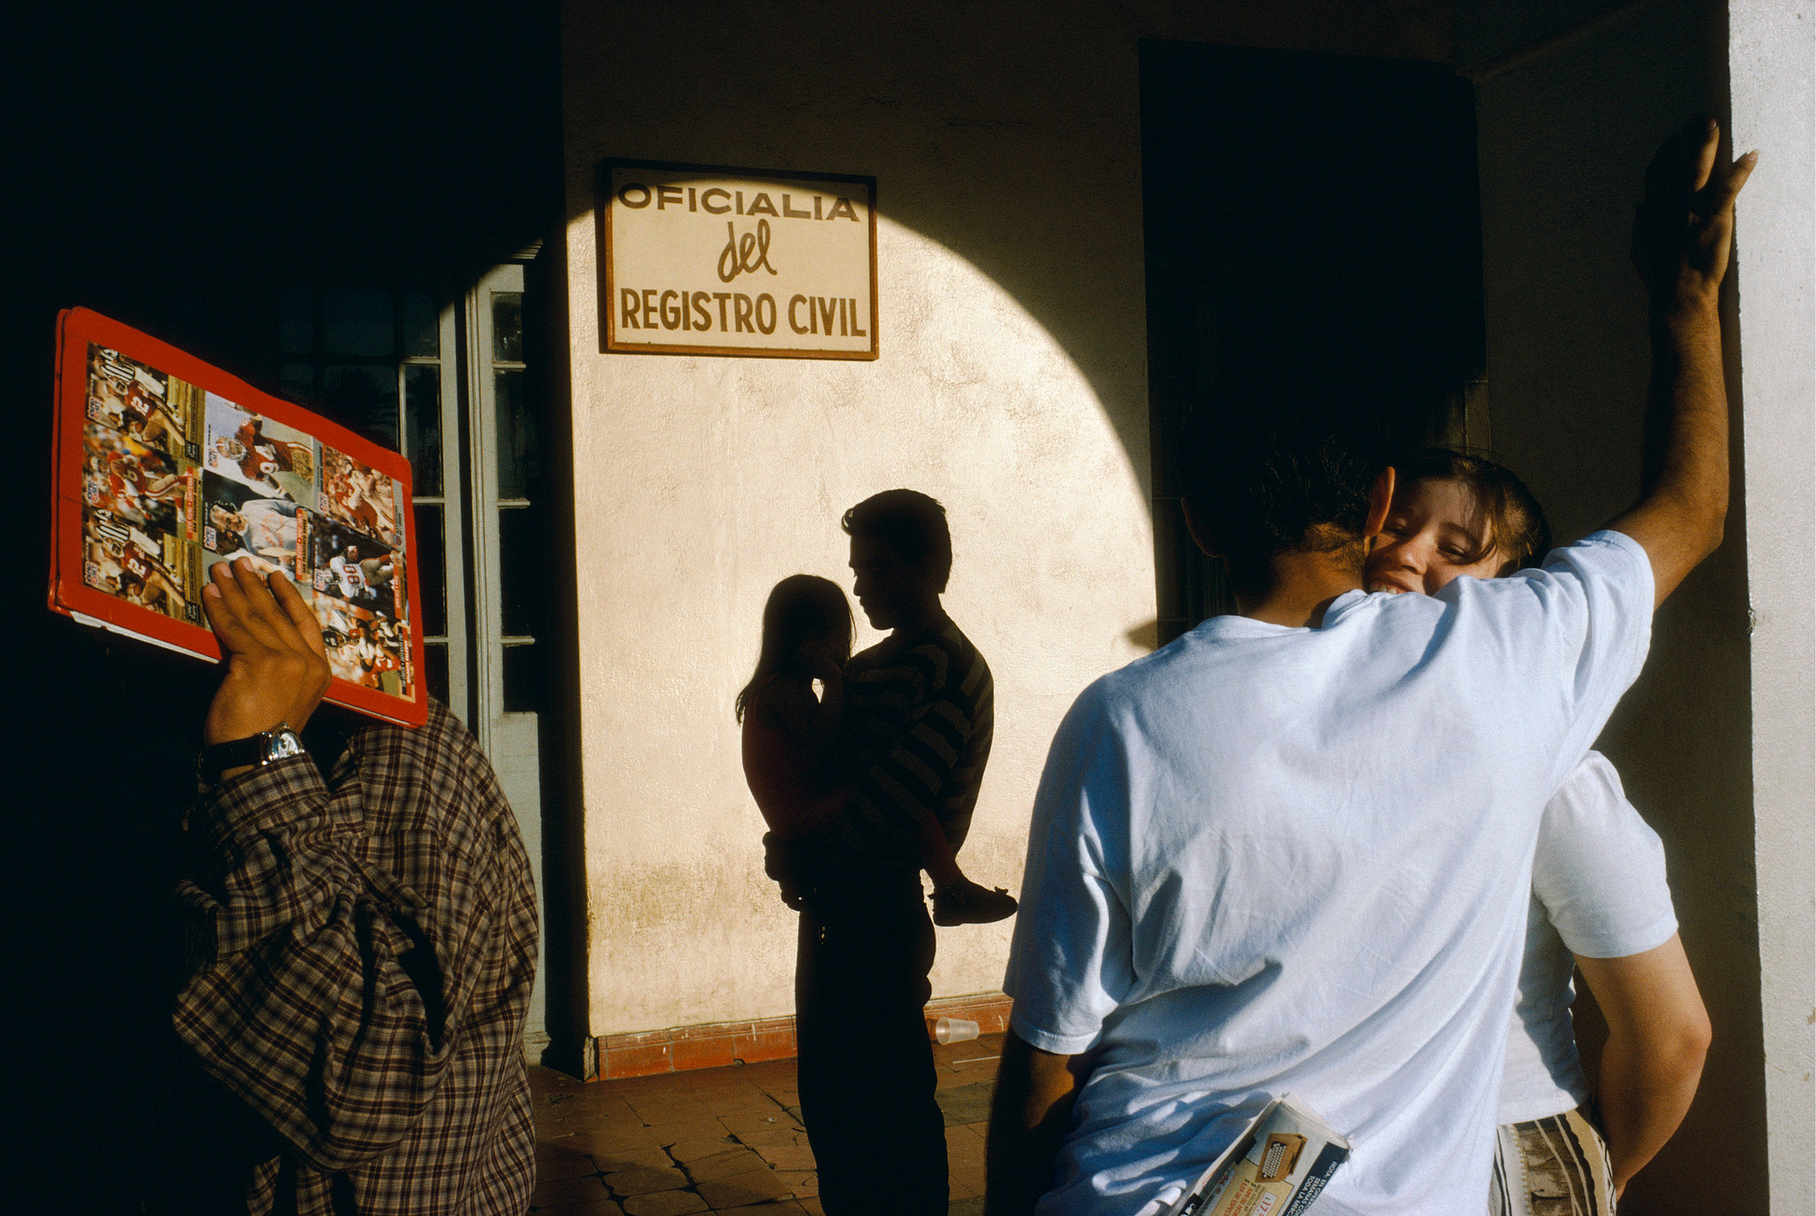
top-left (949, 1156), bottom-right (987, 1199)
top-left (695, 1166), bottom-right (797, 1208)
top-left (772, 1169), bottom-right (816, 1196)
top-left (583, 1142), bottom-right (675, 1172)
top-left (645, 1115), bottom-right (746, 1145)
top-left (733, 1125), bottom-right (807, 1151)
top-left (559, 1094), bottom-right (650, 1123)
top-left (935, 1081), bottom-right (995, 1126)
top-left (944, 1122), bottom-right (988, 1154)
top-left (535, 1198), bottom-right (625, 1216)
top-left (538, 1139), bottom-right (608, 1181)
top-left (751, 1143), bottom-right (817, 1173)
top-left (532, 1067), bottom-right (591, 1096)
top-left (717, 1107), bottom-right (799, 1136)
top-left (572, 1118), bottom-right (662, 1147)
top-left (665, 1134), bottom-right (742, 1164)
top-left (621, 1096), bottom-right (712, 1122)
top-left (530, 1042), bottom-right (1011, 1213)
top-left (602, 1164), bottom-right (692, 1197)
top-left (620, 1190), bottom-right (710, 1215)
top-left (532, 1174), bottom-right (615, 1207)
top-left (683, 1145), bottom-right (770, 1181)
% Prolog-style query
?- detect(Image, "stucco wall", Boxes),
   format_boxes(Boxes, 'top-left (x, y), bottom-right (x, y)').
top-left (1729, 2), bottom-right (1816, 1208)
top-left (558, 1), bottom-right (1453, 1035)
top-left (558, 6), bottom-right (1162, 1035)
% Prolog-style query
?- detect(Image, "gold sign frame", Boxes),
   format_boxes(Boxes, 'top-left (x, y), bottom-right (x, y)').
top-left (598, 158), bottom-right (879, 360)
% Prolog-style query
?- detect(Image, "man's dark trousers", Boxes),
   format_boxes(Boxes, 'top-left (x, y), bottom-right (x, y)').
top-left (794, 865), bottom-right (946, 1215)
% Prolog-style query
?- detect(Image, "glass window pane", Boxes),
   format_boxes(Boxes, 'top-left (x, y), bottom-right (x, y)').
top-left (492, 291), bottom-right (524, 363)
top-left (279, 288), bottom-right (315, 354)
top-left (494, 370), bottom-right (538, 499)
top-left (423, 642), bottom-right (449, 706)
top-left (401, 292), bottom-right (439, 357)
top-left (413, 505), bottom-right (446, 637)
top-left (498, 503), bottom-right (544, 638)
top-left (321, 363), bottom-right (400, 449)
top-left (322, 289), bottom-right (395, 357)
top-left (503, 642), bottom-right (543, 713)
top-left (404, 364), bottom-right (443, 496)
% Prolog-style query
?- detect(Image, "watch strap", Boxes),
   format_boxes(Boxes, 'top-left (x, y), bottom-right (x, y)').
top-left (199, 725), bottom-right (306, 785)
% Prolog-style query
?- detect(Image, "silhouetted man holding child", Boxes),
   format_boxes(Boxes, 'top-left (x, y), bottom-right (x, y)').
top-left (766, 489), bottom-right (1001, 1215)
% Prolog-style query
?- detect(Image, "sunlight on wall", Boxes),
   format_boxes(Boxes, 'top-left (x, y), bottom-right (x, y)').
top-left (565, 209), bottom-right (1155, 1031)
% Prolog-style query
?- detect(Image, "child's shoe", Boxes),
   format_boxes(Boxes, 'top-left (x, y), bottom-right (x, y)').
top-left (932, 877), bottom-right (1019, 926)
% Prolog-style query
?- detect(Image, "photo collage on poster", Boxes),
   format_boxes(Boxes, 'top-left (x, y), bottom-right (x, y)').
top-left (79, 343), bottom-right (415, 699)
top-left (80, 346), bottom-right (205, 624)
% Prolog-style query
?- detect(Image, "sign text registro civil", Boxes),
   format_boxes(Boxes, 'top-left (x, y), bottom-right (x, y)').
top-left (600, 159), bottom-right (878, 359)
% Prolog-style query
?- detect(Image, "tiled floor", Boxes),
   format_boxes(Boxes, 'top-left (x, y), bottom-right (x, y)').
top-left (529, 1033), bottom-right (1005, 1215)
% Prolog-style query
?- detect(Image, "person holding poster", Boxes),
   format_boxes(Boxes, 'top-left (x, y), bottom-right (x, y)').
top-left (170, 559), bottom-right (538, 1213)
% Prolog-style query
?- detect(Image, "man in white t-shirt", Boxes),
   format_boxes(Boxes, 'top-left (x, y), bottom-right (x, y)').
top-left (984, 121), bottom-right (1753, 1216)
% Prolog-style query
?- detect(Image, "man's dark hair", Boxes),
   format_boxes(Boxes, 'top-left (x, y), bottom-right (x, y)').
top-left (841, 489), bottom-right (953, 592)
top-left (1179, 399), bottom-right (1382, 596)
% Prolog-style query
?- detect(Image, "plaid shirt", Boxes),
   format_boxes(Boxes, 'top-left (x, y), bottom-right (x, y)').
top-left (175, 700), bottom-right (538, 1215)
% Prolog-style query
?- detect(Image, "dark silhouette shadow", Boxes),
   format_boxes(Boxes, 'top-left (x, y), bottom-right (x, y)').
top-left (738, 493), bottom-right (1000, 1215)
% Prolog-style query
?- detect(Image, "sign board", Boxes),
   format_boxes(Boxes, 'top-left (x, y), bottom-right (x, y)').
top-left (599, 159), bottom-right (878, 359)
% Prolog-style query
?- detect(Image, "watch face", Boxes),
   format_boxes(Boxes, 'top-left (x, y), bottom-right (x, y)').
top-left (265, 730), bottom-right (306, 762)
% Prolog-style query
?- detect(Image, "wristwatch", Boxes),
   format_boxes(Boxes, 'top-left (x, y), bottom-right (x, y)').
top-left (199, 723), bottom-right (308, 785)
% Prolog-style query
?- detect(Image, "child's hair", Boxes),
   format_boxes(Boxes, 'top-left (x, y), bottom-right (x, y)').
top-left (1397, 448), bottom-right (1552, 572)
top-left (734, 574), bottom-right (855, 723)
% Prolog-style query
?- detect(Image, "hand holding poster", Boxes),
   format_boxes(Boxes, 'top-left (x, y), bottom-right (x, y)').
top-left (50, 308), bottom-right (427, 726)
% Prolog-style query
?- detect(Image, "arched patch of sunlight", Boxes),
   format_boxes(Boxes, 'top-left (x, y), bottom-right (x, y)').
top-left (564, 203), bottom-right (1159, 1033)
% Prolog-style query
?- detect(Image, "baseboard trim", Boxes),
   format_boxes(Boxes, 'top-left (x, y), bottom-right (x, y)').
top-left (594, 992), bottom-right (1014, 1081)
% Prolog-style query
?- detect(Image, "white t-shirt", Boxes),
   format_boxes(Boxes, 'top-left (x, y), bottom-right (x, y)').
top-left (1501, 751), bottom-right (1677, 1124)
top-left (1003, 531), bottom-right (1654, 1216)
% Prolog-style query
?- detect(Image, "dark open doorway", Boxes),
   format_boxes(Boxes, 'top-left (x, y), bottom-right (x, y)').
top-left (1140, 40), bottom-right (1486, 639)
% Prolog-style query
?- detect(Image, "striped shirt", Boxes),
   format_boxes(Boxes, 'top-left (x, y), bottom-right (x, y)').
top-left (840, 613), bottom-right (994, 862)
top-left (174, 700), bottom-right (538, 1215)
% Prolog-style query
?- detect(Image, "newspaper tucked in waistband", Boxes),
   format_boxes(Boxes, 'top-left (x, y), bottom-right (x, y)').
top-left (1166, 1094), bottom-right (1352, 1216)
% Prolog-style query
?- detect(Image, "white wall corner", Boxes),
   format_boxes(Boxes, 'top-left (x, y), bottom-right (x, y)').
top-left (1728, 2), bottom-right (1816, 1211)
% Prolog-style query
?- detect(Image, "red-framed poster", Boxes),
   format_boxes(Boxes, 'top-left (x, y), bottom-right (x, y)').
top-left (49, 307), bottom-right (428, 727)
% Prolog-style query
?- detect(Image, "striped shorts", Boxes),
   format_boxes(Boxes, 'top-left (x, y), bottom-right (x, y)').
top-left (1488, 1107), bottom-right (1618, 1216)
